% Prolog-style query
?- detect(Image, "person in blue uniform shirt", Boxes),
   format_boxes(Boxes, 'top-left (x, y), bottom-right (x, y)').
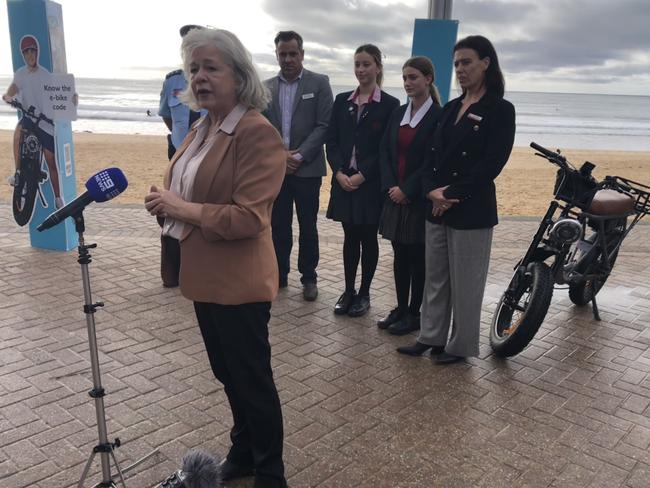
top-left (157, 24), bottom-right (203, 288)
top-left (158, 24), bottom-right (203, 161)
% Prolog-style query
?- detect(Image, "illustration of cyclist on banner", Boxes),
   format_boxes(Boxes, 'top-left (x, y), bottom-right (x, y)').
top-left (3, 34), bottom-right (64, 226)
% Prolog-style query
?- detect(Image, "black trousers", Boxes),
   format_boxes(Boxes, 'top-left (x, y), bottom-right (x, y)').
top-left (392, 241), bottom-right (425, 315)
top-left (193, 301), bottom-right (285, 485)
top-left (271, 175), bottom-right (321, 284)
top-left (166, 134), bottom-right (176, 161)
top-left (160, 232), bottom-right (180, 287)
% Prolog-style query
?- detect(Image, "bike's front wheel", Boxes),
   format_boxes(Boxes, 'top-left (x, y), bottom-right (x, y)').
top-left (12, 134), bottom-right (41, 226)
top-left (490, 262), bottom-right (554, 358)
top-left (12, 169), bottom-right (39, 227)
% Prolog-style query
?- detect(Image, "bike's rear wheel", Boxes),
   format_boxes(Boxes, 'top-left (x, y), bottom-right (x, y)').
top-left (490, 262), bottom-right (554, 358)
top-left (12, 134), bottom-right (40, 226)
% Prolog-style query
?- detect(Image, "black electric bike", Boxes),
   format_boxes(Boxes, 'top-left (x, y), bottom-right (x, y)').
top-left (490, 142), bottom-right (650, 358)
top-left (6, 99), bottom-right (54, 226)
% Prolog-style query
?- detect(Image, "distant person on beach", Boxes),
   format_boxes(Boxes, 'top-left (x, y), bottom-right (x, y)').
top-left (3, 34), bottom-right (64, 209)
top-left (263, 30), bottom-right (333, 301)
top-left (397, 35), bottom-right (516, 364)
top-left (145, 27), bottom-right (288, 488)
top-left (156, 24), bottom-right (203, 288)
top-left (325, 44), bottom-right (399, 317)
top-left (377, 56), bottom-right (442, 336)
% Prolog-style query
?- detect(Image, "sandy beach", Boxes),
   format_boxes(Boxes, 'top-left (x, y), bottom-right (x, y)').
top-left (1, 129), bottom-right (648, 216)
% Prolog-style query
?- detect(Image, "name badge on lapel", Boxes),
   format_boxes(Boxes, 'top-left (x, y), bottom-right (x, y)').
top-left (468, 113), bottom-right (482, 131)
top-left (302, 93), bottom-right (315, 100)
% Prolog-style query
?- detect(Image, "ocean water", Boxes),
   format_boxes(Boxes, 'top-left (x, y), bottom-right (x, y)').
top-left (1, 76), bottom-right (649, 151)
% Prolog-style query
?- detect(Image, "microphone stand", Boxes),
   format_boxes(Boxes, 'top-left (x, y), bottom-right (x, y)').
top-left (73, 212), bottom-right (159, 488)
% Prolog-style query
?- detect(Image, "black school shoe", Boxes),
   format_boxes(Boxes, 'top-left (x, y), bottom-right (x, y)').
top-left (377, 308), bottom-right (404, 329)
top-left (334, 290), bottom-right (356, 315)
top-left (388, 314), bottom-right (421, 336)
top-left (348, 294), bottom-right (370, 317)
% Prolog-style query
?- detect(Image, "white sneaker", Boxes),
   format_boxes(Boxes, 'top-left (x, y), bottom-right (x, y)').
top-left (55, 197), bottom-right (65, 209)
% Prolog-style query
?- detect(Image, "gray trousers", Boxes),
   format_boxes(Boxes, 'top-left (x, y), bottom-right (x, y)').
top-left (418, 222), bottom-right (493, 358)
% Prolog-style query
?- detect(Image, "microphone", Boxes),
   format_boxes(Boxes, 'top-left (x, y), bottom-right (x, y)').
top-left (158, 450), bottom-right (222, 488)
top-left (37, 167), bottom-right (128, 231)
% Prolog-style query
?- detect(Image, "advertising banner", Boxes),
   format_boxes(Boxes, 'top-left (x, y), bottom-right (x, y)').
top-left (412, 18), bottom-right (459, 105)
top-left (5, 0), bottom-right (77, 250)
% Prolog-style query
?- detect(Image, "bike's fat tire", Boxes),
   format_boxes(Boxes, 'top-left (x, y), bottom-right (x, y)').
top-left (490, 262), bottom-right (554, 358)
top-left (12, 163), bottom-right (39, 227)
top-left (568, 247), bottom-right (620, 306)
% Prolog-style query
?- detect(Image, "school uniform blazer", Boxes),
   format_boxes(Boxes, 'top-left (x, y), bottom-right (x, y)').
top-left (379, 102), bottom-right (441, 202)
top-left (325, 90), bottom-right (400, 223)
top-left (422, 93), bottom-right (515, 229)
top-left (263, 69), bottom-right (333, 178)
top-left (164, 109), bottom-right (286, 305)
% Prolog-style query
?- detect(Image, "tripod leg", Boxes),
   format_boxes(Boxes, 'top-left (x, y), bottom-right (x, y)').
top-left (77, 450), bottom-right (98, 488)
top-left (109, 450), bottom-right (128, 488)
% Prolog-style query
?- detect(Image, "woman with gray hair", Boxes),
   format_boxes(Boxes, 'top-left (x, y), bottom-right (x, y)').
top-left (145, 27), bottom-right (288, 488)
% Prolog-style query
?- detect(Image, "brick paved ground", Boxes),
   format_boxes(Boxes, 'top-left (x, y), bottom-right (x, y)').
top-left (1, 203), bottom-right (649, 488)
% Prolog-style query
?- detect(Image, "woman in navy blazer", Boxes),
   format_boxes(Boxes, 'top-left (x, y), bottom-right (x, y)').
top-left (377, 56), bottom-right (441, 336)
top-left (397, 35), bottom-right (516, 363)
top-left (326, 44), bottom-right (400, 317)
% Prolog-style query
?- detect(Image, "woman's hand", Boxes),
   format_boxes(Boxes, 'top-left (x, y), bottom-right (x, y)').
top-left (336, 171), bottom-right (359, 192)
top-left (427, 186), bottom-right (460, 217)
top-left (388, 186), bottom-right (408, 204)
top-left (145, 185), bottom-right (187, 220)
top-left (348, 172), bottom-right (365, 187)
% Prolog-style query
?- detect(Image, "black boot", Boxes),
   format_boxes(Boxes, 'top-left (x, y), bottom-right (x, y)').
top-left (397, 341), bottom-right (433, 356)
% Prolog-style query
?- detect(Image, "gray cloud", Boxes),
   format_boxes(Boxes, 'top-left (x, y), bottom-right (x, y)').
top-left (257, 0), bottom-right (650, 94)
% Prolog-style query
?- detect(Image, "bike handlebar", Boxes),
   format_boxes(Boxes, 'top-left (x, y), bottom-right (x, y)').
top-left (4, 98), bottom-right (54, 126)
top-left (530, 142), bottom-right (555, 158)
top-left (530, 141), bottom-right (568, 167)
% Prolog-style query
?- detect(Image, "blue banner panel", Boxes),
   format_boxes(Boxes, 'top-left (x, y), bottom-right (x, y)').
top-left (6, 0), bottom-right (77, 250)
top-left (412, 18), bottom-right (459, 105)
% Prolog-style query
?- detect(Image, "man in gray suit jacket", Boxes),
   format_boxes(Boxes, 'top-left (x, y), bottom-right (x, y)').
top-left (263, 31), bottom-right (333, 301)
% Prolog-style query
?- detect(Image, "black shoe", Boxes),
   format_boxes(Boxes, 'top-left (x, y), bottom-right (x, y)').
top-left (348, 294), bottom-right (370, 317)
top-left (278, 277), bottom-right (288, 289)
top-left (430, 345), bottom-right (445, 356)
top-left (397, 341), bottom-right (434, 356)
top-left (254, 475), bottom-right (288, 488)
top-left (388, 314), bottom-right (420, 336)
top-left (377, 308), bottom-right (404, 329)
top-left (334, 290), bottom-right (356, 315)
top-left (220, 458), bottom-right (255, 481)
top-left (434, 352), bottom-right (464, 364)
top-left (303, 282), bottom-right (318, 301)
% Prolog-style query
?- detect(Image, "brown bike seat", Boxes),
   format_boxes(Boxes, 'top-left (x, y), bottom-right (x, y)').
top-left (588, 189), bottom-right (634, 215)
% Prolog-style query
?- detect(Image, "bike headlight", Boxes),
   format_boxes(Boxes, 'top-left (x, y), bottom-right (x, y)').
top-left (549, 218), bottom-right (583, 244)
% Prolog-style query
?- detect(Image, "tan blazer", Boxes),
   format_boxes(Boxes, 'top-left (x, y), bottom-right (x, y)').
top-left (164, 109), bottom-right (286, 305)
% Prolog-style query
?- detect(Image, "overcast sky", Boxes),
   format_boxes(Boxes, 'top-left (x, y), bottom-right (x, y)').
top-left (1, 0), bottom-right (649, 95)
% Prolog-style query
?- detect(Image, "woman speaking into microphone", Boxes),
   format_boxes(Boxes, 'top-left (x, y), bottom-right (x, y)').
top-left (144, 28), bottom-right (287, 488)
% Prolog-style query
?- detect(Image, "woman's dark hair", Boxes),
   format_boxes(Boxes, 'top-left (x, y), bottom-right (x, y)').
top-left (402, 56), bottom-right (441, 106)
top-left (355, 44), bottom-right (383, 87)
top-left (454, 35), bottom-right (505, 98)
